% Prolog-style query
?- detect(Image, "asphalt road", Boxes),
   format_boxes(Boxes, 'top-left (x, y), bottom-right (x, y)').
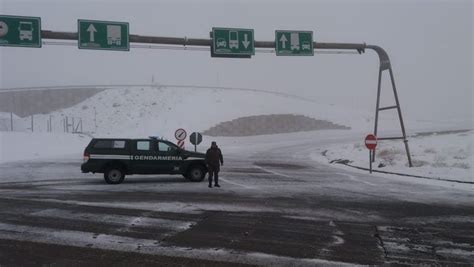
top-left (0, 145), bottom-right (472, 266)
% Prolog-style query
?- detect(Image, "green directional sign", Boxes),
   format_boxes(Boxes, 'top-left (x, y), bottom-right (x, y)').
top-left (0, 15), bottom-right (41, 48)
top-left (275, 30), bottom-right (314, 56)
top-left (212, 27), bottom-right (255, 56)
top-left (78, 19), bottom-right (129, 51)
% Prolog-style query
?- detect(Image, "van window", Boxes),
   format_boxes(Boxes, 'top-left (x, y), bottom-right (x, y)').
top-left (93, 140), bottom-right (113, 149)
top-left (113, 141), bottom-right (126, 148)
top-left (158, 142), bottom-right (177, 152)
top-left (93, 140), bottom-right (125, 149)
top-left (137, 141), bottom-right (150, 151)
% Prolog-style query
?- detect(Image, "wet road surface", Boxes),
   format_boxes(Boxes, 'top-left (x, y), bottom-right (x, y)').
top-left (0, 152), bottom-right (472, 266)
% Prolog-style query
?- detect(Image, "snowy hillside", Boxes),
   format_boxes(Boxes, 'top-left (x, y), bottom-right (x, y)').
top-left (6, 86), bottom-right (435, 140)
top-left (8, 86), bottom-right (468, 141)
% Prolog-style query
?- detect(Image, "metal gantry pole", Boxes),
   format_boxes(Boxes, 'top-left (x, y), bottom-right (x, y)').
top-left (367, 45), bottom-right (412, 167)
top-left (373, 67), bottom-right (383, 163)
top-left (388, 67), bottom-right (413, 167)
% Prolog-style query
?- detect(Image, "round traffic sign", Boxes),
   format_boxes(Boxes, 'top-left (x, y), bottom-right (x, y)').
top-left (175, 128), bottom-right (187, 141)
top-left (0, 21), bottom-right (8, 37)
top-left (365, 134), bottom-right (377, 150)
top-left (189, 132), bottom-right (203, 145)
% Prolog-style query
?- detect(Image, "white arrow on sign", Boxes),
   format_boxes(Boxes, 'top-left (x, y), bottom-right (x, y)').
top-left (279, 34), bottom-right (288, 49)
top-left (87, 24), bottom-right (97, 42)
top-left (242, 34), bottom-right (250, 49)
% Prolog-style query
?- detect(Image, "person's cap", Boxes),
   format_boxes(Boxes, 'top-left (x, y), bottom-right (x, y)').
top-left (211, 141), bottom-right (217, 146)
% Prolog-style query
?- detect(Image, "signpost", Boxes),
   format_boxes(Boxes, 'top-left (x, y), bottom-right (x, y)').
top-left (78, 19), bottom-right (129, 51)
top-left (212, 27), bottom-right (255, 56)
top-left (189, 132), bottom-right (203, 152)
top-left (365, 134), bottom-right (377, 173)
top-left (175, 128), bottom-right (187, 149)
top-left (0, 15), bottom-right (41, 48)
top-left (275, 30), bottom-right (313, 56)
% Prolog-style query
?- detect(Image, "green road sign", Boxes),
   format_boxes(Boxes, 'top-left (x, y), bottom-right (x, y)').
top-left (78, 19), bottom-right (129, 51)
top-left (0, 15), bottom-right (41, 48)
top-left (212, 27), bottom-right (254, 56)
top-left (275, 30), bottom-right (314, 56)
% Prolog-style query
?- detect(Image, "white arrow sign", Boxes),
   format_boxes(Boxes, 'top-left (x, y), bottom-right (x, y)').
top-left (242, 34), bottom-right (250, 49)
top-left (87, 24), bottom-right (97, 42)
top-left (279, 34), bottom-right (288, 49)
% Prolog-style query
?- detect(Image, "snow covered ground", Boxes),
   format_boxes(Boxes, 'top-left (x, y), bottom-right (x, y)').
top-left (0, 131), bottom-right (90, 164)
top-left (1, 86), bottom-right (472, 186)
top-left (5, 86), bottom-right (467, 139)
top-left (311, 130), bottom-right (473, 183)
top-left (3, 87), bottom-right (370, 137)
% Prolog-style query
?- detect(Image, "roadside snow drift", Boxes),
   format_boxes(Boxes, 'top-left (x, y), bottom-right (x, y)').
top-left (313, 130), bottom-right (473, 183)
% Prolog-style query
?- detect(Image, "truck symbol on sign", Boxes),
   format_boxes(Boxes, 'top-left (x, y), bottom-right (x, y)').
top-left (229, 31), bottom-right (239, 49)
top-left (290, 33), bottom-right (300, 50)
top-left (216, 38), bottom-right (227, 48)
top-left (106, 25), bottom-right (121, 45)
top-left (18, 21), bottom-right (33, 41)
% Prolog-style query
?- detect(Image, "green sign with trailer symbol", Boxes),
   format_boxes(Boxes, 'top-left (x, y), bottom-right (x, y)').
top-left (275, 30), bottom-right (313, 56)
top-left (212, 27), bottom-right (254, 55)
top-left (78, 19), bottom-right (129, 51)
top-left (0, 15), bottom-right (41, 48)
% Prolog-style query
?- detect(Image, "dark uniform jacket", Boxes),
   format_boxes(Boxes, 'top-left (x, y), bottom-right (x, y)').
top-left (205, 147), bottom-right (223, 171)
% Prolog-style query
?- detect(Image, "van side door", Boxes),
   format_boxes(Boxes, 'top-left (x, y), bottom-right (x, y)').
top-left (156, 141), bottom-right (184, 173)
top-left (130, 139), bottom-right (158, 174)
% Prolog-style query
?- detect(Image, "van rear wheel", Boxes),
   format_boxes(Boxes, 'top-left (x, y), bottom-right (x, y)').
top-left (104, 167), bottom-right (125, 184)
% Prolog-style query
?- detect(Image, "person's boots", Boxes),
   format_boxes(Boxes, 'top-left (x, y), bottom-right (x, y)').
top-left (214, 174), bottom-right (220, 187)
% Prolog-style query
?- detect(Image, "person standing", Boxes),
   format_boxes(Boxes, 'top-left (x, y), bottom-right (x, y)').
top-left (205, 141), bottom-right (223, 188)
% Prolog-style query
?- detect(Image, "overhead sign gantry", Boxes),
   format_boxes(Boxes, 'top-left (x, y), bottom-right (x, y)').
top-left (0, 14), bottom-right (413, 167)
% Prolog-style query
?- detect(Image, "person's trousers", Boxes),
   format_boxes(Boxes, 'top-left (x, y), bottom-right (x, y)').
top-left (208, 165), bottom-right (219, 185)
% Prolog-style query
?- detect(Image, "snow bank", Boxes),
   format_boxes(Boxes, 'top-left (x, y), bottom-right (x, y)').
top-left (312, 130), bottom-right (474, 183)
top-left (0, 131), bottom-right (91, 163)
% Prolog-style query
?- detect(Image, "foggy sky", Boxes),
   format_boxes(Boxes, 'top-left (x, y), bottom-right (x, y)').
top-left (0, 0), bottom-right (472, 126)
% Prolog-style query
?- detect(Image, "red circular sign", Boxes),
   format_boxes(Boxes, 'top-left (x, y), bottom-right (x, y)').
top-left (175, 128), bottom-right (187, 141)
top-left (365, 134), bottom-right (377, 150)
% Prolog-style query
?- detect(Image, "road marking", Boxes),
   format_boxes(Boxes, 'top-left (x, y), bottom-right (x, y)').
top-left (219, 177), bottom-right (257, 190)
